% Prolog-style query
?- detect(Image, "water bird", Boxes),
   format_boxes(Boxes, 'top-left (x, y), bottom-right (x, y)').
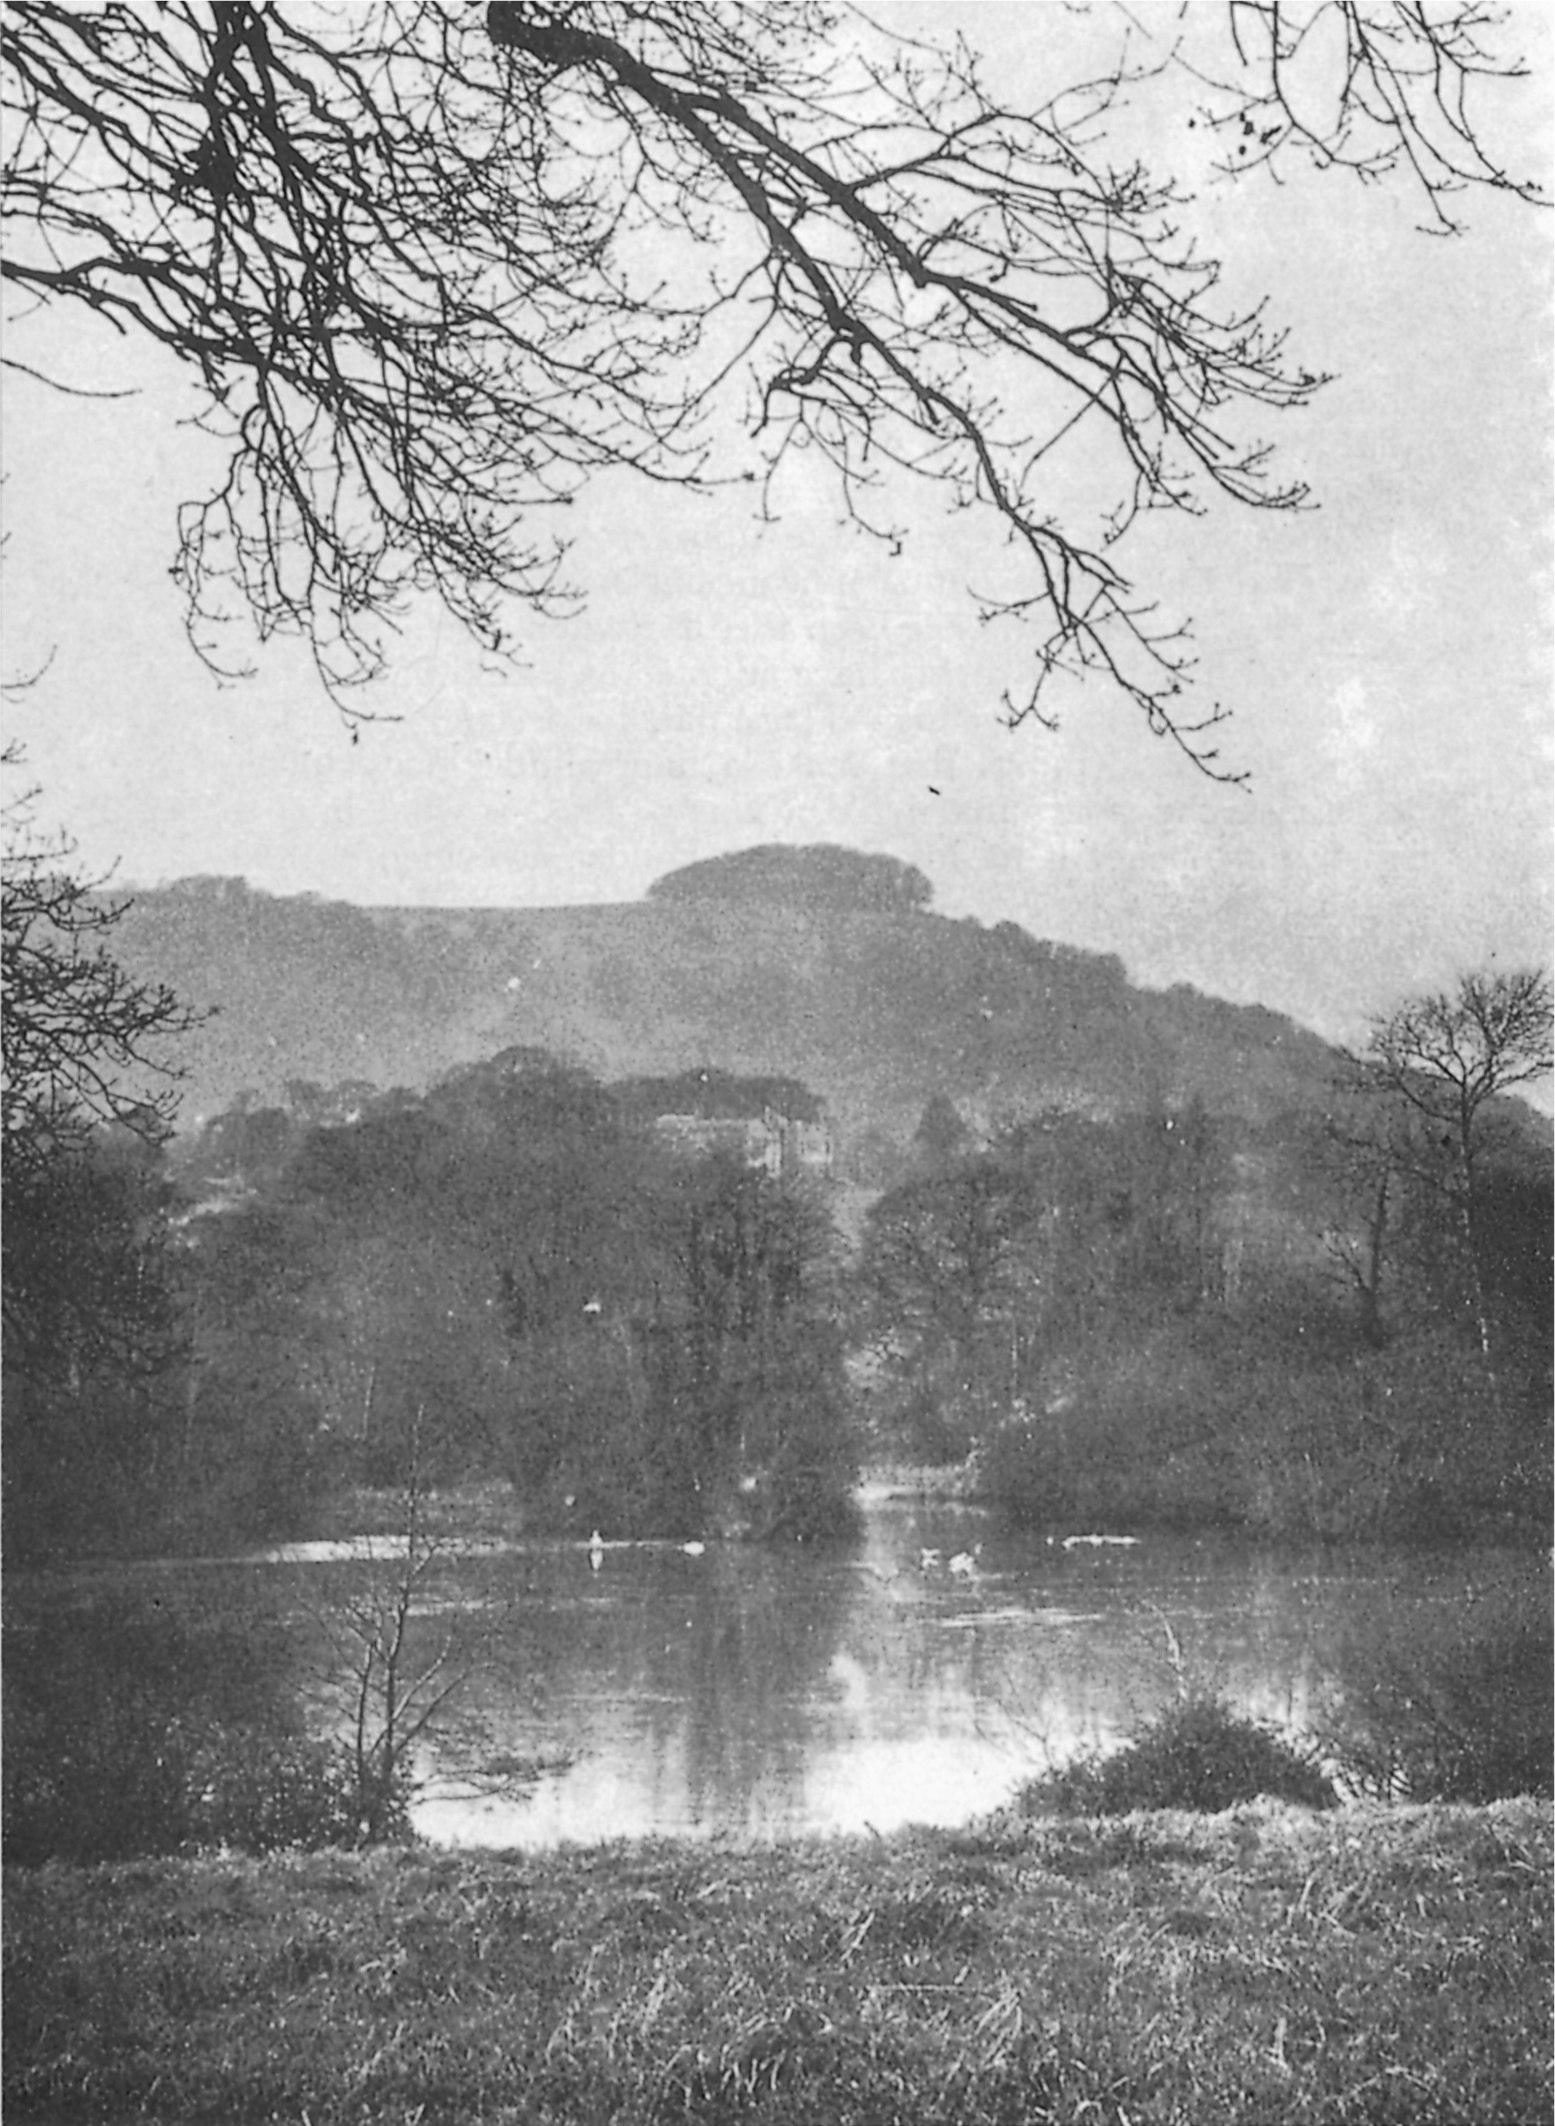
top-left (588, 1529), bottom-right (606, 1570)
top-left (681, 1541), bottom-right (707, 1558)
top-left (947, 1546), bottom-right (982, 1578)
top-left (918, 1547), bottom-right (942, 1571)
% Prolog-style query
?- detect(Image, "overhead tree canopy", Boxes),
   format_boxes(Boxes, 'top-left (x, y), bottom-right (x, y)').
top-left (2, 2), bottom-right (1542, 764)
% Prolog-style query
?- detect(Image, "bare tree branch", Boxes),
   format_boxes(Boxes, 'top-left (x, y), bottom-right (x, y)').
top-left (1353, 967), bottom-right (1552, 1370)
top-left (2, 747), bottom-right (204, 1182)
top-left (2, 2), bottom-right (1541, 761)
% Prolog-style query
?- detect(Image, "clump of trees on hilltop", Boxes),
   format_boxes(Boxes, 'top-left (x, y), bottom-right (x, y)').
top-left (648, 846), bottom-right (933, 916)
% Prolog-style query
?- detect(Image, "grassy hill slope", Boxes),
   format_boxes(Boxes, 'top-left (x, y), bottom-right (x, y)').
top-left (106, 873), bottom-right (1346, 1157)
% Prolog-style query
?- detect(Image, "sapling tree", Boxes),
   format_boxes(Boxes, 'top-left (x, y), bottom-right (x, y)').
top-left (312, 1411), bottom-right (497, 1842)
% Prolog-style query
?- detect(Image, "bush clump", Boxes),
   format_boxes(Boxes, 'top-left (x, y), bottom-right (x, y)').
top-left (2, 1716), bottom-right (391, 1865)
top-left (1317, 1589), bottom-right (1553, 1804)
top-left (1020, 1695), bottom-right (1336, 1817)
top-left (2, 1600), bottom-right (403, 1865)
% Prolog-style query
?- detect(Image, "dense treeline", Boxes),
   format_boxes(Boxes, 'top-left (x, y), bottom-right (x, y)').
top-left (857, 1088), bottom-right (1551, 1540)
top-left (2, 1051), bottom-right (855, 1558)
top-left (5, 1038), bottom-right (1549, 1560)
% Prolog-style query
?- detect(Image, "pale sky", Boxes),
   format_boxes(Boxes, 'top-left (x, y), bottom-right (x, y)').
top-left (4, 2), bottom-right (1551, 1058)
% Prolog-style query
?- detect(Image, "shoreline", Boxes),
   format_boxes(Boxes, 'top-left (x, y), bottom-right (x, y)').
top-left (7, 1456), bottom-right (1546, 1567)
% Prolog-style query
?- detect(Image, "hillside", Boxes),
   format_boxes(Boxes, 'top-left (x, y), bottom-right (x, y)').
top-left (103, 857), bottom-right (1347, 1167)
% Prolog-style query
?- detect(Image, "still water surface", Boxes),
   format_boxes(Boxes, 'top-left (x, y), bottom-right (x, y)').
top-left (240, 1498), bottom-right (1537, 1849)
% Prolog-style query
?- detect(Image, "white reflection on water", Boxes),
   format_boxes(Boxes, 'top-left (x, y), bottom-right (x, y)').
top-left (395, 1502), bottom-right (1431, 1850)
top-left (58, 1501), bottom-right (1537, 1852)
top-left (417, 1731), bottom-right (1027, 1847)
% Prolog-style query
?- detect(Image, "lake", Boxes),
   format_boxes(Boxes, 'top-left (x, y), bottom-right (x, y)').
top-left (211, 1495), bottom-right (1541, 1848)
top-left (12, 1496), bottom-right (1542, 1852)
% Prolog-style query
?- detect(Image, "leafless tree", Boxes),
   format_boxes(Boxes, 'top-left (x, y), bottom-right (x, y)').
top-left (312, 1419), bottom-right (468, 1842)
top-left (1318, 1073), bottom-right (1447, 1347)
top-left (310, 1409), bottom-right (517, 1842)
top-left (1, 749), bottom-right (201, 1184)
top-left (1356, 969), bottom-right (1553, 1365)
top-left (2, 3), bottom-right (1541, 765)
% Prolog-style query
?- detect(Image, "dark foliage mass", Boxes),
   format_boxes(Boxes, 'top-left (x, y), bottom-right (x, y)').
top-left (2, 1596), bottom-right (378, 1865)
top-left (648, 845), bottom-right (934, 915)
top-left (1021, 1696), bottom-right (1336, 1817)
top-left (1315, 1572), bottom-right (1554, 1806)
top-left (2, 767), bottom-right (208, 1550)
top-left (3, 1042), bottom-right (857, 1559)
top-left (7, 992), bottom-right (1549, 1561)
top-left (853, 1024), bottom-right (1551, 1539)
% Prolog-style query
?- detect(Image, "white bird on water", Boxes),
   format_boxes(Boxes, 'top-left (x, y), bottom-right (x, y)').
top-left (947, 1546), bottom-right (982, 1579)
top-left (681, 1541), bottom-right (707, 1558)
top-left (588, 1529), bottom-right (606, 1571)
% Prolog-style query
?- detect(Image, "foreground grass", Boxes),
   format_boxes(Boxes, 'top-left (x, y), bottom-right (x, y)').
top-left (5, 1801), bottom-right (1549, 2125)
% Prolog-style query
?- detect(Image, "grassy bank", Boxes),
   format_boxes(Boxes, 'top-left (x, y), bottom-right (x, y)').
top-left (5, 1800), bottom-right (1549, 2125)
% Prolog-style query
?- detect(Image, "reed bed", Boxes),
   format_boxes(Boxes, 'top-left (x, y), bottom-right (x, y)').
top-left (5, 1798), bottom-right (1549, 2124)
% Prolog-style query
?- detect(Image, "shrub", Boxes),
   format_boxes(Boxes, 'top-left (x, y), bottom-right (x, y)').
top-left (2, 1713), bottom-right (383, 1865)
top-left (188, 1729), bottom-right (390, 1853)
top-left (1316, 1583), bottom-right (1554, 1803)
top-left (976, 1315), bottom-right (1540, 1542)
top-left (2, 1599), bottom-right (394, 1865)
top-left (1019, 1696), bottom-right (1336, 1817)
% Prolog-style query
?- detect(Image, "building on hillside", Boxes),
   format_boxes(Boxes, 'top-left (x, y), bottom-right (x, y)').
top-left (652, 1106), bottom-right (833, 1179)
top-left (782, 1115), bottom-right (834, 1176)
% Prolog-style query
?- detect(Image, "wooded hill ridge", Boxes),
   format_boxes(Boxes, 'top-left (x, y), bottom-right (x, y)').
top-left (14, 844), bottom-right (1544, 1562)
top-left (100, 844), bottom-right (1540, 1171)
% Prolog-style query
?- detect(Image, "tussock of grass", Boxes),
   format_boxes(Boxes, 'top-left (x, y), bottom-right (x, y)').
top-left (5, 1799), bottom-right (1549, 2124)
top-left (1018, 1694), bottom-right (1337, 1818)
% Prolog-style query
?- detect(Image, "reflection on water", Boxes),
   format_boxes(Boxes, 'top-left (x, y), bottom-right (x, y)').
top-left (374, 1503), bottom-right (1531, 1849)
top-left (18, 1503), bottom-right (1540, 1851)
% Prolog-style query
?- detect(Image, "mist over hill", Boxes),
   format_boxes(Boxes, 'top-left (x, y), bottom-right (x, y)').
top-left (103, 848), bottom-right (1349, 1166)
